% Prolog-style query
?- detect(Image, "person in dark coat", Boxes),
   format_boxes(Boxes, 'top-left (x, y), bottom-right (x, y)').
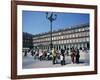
top-left (24, 50), bottom-right (27, 56)
top-left (76, 48), bottom-right (80, 64)
top-left (61, 49), bottom-right (65, 65)
top-left (31, 50), bottom-right (34, 56)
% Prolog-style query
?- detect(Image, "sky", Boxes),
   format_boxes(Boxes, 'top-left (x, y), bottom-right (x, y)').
top-left (22, 11), bottom-right (89, 35)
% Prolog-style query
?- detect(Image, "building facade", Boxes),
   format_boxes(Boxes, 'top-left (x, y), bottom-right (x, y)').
top-left (23, 32), bottom-right (33, 52)
top-left (32, 24), bottom-right (90, 51)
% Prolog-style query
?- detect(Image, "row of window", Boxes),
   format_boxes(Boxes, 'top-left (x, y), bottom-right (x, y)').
top-left (33, 32), bottom-right (89, 43)
top-left (33, 37), bottom-right (89, 46)
top-left (34, 43), bottom-right (88, 50)
top-left (23, 39), bottom-right (33, 43)
top-left (52, 27), bottom-right (89, 36)
top-left (33, 27), bottom-right (89, 39)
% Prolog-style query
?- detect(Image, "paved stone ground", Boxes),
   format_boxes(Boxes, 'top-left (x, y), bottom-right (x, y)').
top-left (22, 51), bottom-right (89, 69)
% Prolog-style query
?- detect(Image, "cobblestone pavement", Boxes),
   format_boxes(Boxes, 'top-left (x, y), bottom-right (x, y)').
top-left (22, 51), bottom-right (89, 69)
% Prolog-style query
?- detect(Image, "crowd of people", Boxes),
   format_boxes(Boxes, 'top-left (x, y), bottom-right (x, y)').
top-left (23, 47), bottom-right (88, 66)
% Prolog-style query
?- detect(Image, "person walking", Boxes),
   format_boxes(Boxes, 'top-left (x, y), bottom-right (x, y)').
top-left (61, 49), bottom-right (65, 65)
top-left (24, 50), bottom-right (27, 56)
top-left (71, 48), bottom-right (76, 64)
top-left (60, 54), bottom-right (64, 65)
top-left (76, 48), bottom-right (80, 64)
top-left (31, 50), bottom-right (34, 56)
top-left (52, 48), bottom-right (57, 64)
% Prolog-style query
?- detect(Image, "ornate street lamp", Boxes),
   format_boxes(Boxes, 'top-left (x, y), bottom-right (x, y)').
top-left (46, 12), bottom-right (57, 50)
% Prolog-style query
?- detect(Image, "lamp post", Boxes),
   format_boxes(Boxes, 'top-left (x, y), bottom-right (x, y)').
top-left (46, 12), bottom-right (57, 50)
